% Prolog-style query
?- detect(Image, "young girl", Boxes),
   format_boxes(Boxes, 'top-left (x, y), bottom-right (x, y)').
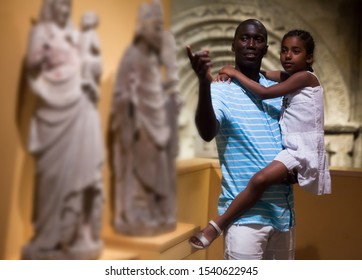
top-left (189, 29), bottom-right (331, 250)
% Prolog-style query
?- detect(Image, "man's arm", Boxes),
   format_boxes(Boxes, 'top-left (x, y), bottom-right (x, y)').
top-left (186, 46), bottom-right (219, 142)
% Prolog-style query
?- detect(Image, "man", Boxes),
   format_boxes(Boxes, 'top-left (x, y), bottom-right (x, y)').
top-left (186, 19), bottom-right (295, 259)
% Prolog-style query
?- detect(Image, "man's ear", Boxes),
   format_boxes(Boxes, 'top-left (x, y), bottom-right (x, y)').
top-left (264, 44), bottom-right (269, 56)
top-left (231, 42), bottom-right (235, 52)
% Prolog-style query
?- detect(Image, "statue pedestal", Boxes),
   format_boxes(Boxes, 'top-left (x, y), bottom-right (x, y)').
top-left (99, 248), bottom-right (139, 260)
top-left (103, 223), bottom-right (201, 260)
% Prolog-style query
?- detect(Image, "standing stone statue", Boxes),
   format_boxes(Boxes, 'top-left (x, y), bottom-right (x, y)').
top-left (110, 0), bottom-right (181, 236)
top-left (79, 11), bottom-right (102, 102)
top-left (23, 0), bottom-right (104, 259)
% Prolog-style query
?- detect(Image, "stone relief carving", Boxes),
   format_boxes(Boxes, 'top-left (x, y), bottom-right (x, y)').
top-left (172, 0), bottom-right (359, 167)
top-left (109, 0), bottom-right (181, 236)
top-left (23, 0), bottom-right (104, 259)
top-left (325, 135), bottom-right (354, 168)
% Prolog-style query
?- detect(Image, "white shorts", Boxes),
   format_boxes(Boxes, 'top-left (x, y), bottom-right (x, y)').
top-left (224, 224), bottom-right (295, 260)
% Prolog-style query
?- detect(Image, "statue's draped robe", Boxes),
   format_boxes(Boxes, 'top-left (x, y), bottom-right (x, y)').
top-left (26, 22), bottom-right (104, 252)
top-left (111, 43), bottom-right (178, 235)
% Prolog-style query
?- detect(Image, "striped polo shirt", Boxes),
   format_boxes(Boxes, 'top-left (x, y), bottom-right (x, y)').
top-left (211, 75), bottom-right (295, 231)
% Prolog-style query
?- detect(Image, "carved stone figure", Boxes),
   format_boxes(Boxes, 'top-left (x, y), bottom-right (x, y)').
top-left (110, 0), bottom-right (181, 236)
top-left (23, 0), bottom-right (104, 259)
top-left (79, 11), bottom-right (102, 102)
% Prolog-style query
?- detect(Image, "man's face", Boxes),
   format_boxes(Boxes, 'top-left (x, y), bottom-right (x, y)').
top-left (232, 22), bottom-right (268, 69)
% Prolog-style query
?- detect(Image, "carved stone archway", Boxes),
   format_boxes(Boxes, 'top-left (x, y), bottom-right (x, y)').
top-left (172, 0), bottom-right (357, 167)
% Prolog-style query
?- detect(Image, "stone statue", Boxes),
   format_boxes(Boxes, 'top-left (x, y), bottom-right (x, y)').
top-left (110, 0), bottom-right (181, 236)
top-left (23, 0), bottom-right (104, 259)
top-left (79, 11), bottom-right (102, 102)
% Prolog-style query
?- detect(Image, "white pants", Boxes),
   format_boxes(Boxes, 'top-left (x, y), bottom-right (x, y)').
top-left (224, 224), bottom-right (295, 260)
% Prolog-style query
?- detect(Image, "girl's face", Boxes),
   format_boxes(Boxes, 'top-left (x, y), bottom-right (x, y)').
top-left (280, 36), bottom-right (313, 75)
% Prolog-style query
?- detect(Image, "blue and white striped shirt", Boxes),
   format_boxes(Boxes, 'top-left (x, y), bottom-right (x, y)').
top-left (211, 75), bottom-right (295, 231)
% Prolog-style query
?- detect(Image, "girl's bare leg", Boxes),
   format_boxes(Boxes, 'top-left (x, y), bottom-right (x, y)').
top-left (190, 160), bottom-right (290, 248)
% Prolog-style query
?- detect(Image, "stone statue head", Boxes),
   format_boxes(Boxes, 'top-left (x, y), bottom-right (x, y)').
top-left (81, 12), bottom-right (99, 31)
top-left (39, 0), bottom-right (71, 28)
top-left (135, 0), bottom-right (164, 51)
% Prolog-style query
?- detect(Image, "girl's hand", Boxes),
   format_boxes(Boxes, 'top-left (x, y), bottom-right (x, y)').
top-left (219, 65), bottom-right (236, 77)
top-left (214, 65), bottom-right (236, 83)
top-left (214, 73), bottom-right (231, 83)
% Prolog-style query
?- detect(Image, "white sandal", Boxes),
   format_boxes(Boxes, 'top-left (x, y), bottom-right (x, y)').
top-left (189, 220), bottom-right (223, 250)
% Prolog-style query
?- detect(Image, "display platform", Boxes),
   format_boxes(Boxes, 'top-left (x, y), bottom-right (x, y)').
top-left (103, 223), bottom-right (200, 260)
top-left (99, 247), bottom-right (139, 260)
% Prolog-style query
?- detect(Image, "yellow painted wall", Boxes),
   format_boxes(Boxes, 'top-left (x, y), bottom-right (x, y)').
top-left (0, 0), bottom-right (170, 260)
top-left (294, 169), bottom-right (362, 259)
